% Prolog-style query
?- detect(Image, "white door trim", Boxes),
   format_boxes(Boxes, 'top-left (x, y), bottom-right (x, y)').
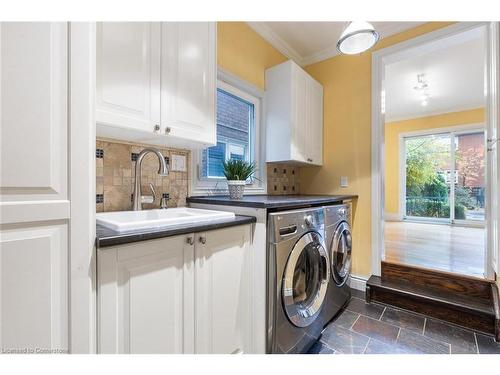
top-left (486, 22), bottom-right (500, 277)
top-left (371, 22), bottom-right (498, 279)
top-left (69, 22), bottom-right (97, 353)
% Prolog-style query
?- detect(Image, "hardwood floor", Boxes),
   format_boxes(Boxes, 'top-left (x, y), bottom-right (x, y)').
top-left (383, 221), bottom-right (485, 278)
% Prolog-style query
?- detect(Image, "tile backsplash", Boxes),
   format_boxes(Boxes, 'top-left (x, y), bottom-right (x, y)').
top-left (95, 139), bottom-right (300, 211)
top-left (267, 163), bottom-right (300, 195)
top-left (96, 139), bottom-right (190, 212)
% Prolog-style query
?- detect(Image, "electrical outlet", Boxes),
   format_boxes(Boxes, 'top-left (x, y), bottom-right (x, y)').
top-left (171, 154), bottom-right (186, 172)
top-left (340, 176), bottom-right (348, 188)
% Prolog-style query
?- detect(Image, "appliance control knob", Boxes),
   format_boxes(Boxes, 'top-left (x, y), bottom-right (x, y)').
top-left (338, 208), bottom-right (346, 216)
top-left (304, 215), bottom-right (313, 226)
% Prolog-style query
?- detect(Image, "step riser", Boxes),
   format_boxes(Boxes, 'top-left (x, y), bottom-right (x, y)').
top-left (369, 286), bottom-right (495, 335)
top-left (381, 261), bottom-right (491, 300)
top-left (492, 284), bottom-right (500, 341)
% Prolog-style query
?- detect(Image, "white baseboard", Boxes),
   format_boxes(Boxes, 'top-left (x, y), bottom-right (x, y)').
top-left (348, 274), bottom-right (368, 292)
top-left (384, 213), bottom-right (402, 222)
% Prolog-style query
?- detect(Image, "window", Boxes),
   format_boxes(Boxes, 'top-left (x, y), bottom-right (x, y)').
top-left (192, 74), bottom-right (265, 194)
top-left (201, 88), bottom-right (254, 179)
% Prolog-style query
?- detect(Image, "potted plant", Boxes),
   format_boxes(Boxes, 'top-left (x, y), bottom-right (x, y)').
top-left (222, 159), bottom-right (257, 199)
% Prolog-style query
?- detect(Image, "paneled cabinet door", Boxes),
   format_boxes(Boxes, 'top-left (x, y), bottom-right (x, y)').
top-left (98, 235), bottom-right (195, 354)
top-left (265, 60), bottom-right (323, 166)
top-left (96, 22), bottom-right (161, 133)
top-left (194, 225), bottom-right (253, 354)
top-left (161, 22), bottom-right (216, 146)
top-left (291, 64), bottom-right (308, 163)
top-left (307, 77), bottom-right (323, 165)
top-left (0, 22), bottom-right (69, 353)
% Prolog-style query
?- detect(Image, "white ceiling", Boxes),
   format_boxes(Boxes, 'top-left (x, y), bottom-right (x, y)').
top-left (247, 22), bottom-right (425, 66)
top-left (385, 27), bottom-right (486, 122)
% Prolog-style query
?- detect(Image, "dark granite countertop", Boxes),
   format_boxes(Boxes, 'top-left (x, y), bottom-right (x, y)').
top-left (187, 194), bottom-right (357, 210)
top-left (96, 214), bottom-right (256, 248)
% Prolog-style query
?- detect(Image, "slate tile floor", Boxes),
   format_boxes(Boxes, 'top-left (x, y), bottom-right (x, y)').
top-left (308, 289), bottom-right (500, 354)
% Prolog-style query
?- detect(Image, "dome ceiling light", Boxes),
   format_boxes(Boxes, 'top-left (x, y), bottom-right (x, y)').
top-left (336, 21), bottom-right (380, 55)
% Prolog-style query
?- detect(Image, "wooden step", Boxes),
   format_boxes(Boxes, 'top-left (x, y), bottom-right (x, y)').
top-left (382, 261), bottom-right (491, 300)
top-left (366, 263), bottom-right (500, 339)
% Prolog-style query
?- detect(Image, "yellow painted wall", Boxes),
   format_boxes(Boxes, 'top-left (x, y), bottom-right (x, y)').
top-left (384, 108), bottom-right (485, 216)
top-left (217, 22), bottom-right (288, 90)
top-left (300, 22), bottom-right (455, 278)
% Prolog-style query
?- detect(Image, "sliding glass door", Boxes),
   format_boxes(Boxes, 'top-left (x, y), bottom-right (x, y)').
top-left (403, 129), bottom-right (485, 225)
top-left (454, 132), bottom-right (486, 223)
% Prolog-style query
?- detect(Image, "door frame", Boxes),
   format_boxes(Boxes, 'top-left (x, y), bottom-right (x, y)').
top-left (371, 22), bottom-right (499, 279)
top-left (69, 22), bottom-right (97, 353)
top-left (398, 123), bottom-right (486, 226)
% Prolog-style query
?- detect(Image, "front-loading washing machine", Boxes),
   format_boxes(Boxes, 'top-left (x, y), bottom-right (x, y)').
top-left (319, 204), bottom-right (352, 327)
top-left (267, 207), bottom-right (330, 353)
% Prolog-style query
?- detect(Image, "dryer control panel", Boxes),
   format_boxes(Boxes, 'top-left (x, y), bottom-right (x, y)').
top-left (268, 207), bottom-right (325, 244)
top-left (324, 204), bottom-right (350, 227)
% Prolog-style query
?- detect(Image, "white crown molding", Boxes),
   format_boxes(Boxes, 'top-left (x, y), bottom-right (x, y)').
top-left (246, 22), bottom-right (305, 66)
top-left (375, 22), bottom-right (426, 40)
top-left (301, 45), bottom-right (340, 66)
top-left (248, 22), bottom-right (428, 67)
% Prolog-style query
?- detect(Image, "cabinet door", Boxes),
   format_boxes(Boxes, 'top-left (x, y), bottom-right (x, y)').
top-left (194, 225), bottom-right (253, 354)
top-left (161, 22), bottom-right (216, 146)
top-left (96, 22), bottom-right (161, 133)
top-left (307, 77), bottom-right (324, 165)
top-left (0, 22), bottom-right (69, 353)
top-left (98, 235), bottom-right (195, 354)
top-left (291, 65), bottom-right (308, 163)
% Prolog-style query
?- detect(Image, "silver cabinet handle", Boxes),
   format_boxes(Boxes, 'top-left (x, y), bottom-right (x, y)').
top-left (186, 236), bottom-right (194, 245)
top-left (198, 235), bottom-right (206, 244)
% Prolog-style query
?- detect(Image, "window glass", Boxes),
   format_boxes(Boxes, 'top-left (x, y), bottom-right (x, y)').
top-left (201, 88), bottom-right (254, 179)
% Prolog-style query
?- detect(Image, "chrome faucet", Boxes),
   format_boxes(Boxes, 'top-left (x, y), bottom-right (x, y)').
top-left (132, 148), bottom-right (169, 211)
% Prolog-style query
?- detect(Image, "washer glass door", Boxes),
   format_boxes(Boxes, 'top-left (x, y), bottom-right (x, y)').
top-left (330, 221), bottom-right (352, 286)
top-left (282, 231), bottom-right (329, 328)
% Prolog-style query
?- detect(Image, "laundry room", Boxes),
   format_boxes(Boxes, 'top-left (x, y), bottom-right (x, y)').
top-left (0, 1), bottom-right (499, 374)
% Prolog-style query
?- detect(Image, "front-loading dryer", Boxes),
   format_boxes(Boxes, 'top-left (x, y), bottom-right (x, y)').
top-left (267, 207), bottom-right (330, 353)
top-left (319, 204), bottom-right (352, 327)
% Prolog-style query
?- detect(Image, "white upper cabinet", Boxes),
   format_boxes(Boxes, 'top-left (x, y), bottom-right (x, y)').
top-left (96, 22), bottom-right (161, 133)
top-left (265, 60), bottom-right (323, 166)
top-left (307, 77), bottom-right (324, 165)
top-left (161, 22), bottom-right (216, 146)
top-left (95, 22), bottom-right (216, 148)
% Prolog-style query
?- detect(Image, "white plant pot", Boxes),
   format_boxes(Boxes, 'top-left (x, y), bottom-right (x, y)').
top-left (227, 180), bottom-right (246, 199)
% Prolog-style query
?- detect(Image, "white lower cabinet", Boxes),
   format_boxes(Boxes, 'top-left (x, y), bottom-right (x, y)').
top-left (97, 225), bottom-right (253, 354)
top-left (98, 234), bottom-right (195, 354)
top-left (194, 226), bottom-right (253, 354)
